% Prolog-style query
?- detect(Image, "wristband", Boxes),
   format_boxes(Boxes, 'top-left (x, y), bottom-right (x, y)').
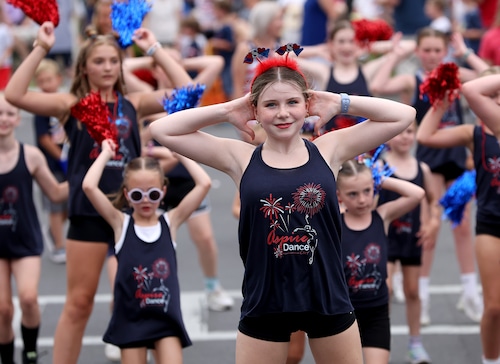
top-left (33, 39), bottom-right (51, 53)
top-left (462, 48), bottom-right (473, 62)
top-left (340, 93), bottom-right (350, 114)
top-left (146, 42), bottom-right (161, 57)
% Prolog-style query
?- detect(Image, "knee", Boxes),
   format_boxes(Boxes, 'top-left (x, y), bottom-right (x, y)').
top-left (0, 301), bottom-right (14, 325)
top-left (404, 286), bottom-right (419, 302)
top-left (64, 293), bottom-right (95, 321)
top-left (18, 292), bottom-right (39, 314)
top-left (483, 302), bottom-right (500, 321)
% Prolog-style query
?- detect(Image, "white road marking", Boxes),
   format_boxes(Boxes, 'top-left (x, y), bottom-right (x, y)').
top-left (13, 285), bottom-right (481, 347)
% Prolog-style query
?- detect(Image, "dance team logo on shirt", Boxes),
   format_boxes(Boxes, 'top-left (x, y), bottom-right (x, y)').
top-left (260, 183), bottom-right (325, 265)
top-left (487, 156), bottom-right (500, 193)
top-left (132, 258), bottom-right (171, 312)
top-left (0, 186), bottom-right (19, 231)
top-left (345, 243), bottom-right (383, 294)
top-left (390, 218), bottom-right (412, 234)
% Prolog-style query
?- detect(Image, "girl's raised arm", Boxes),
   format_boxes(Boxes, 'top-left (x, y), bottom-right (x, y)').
top-left (4, 22), bottom-right (75, 120)
top-left (167, 154), bottom-right (211, 238)
top-left (129, 28), bottom-right (195, 120)
top-left (312, 92), bottom-right (416, 170)
top-left (416, 98), bottom-right (474, 149)
top-left (82, 140), bottom-right (124, 232)
top-left (462, 74), bottom-right (500, 140)
top-left (376, 177), bottom-right (425, 232)
top-left (149, 95), bottom-right (256, 180)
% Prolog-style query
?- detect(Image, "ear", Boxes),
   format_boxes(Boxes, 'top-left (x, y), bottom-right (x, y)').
top-left (336, 189), bottom-right (342, 203)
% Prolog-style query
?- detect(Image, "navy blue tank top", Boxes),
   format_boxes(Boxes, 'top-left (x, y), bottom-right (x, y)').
top-left (238, 139), bottom-right (353, 318)
top-left (0, 144), bottom-right (43, 258)
top-left (378, 163), bottom-right (424, 257)
top-left (472, 126), bottom-right (500, 225)
top-left (324, 66), bottom-right (370, 132)
top-left (103, 214), bottom-right (191, 348)
top-left (64, 94), bottom-right (141, 217)
top-left (413, 74), bottom-right (466, 170)
top-left (341, 211), bottom-right (389, 309)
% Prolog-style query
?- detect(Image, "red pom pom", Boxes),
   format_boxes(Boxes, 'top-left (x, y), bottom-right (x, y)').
top-left (352, 19), bottom-right (393, 46)
top-left (7, 0), bottom-right (59, 26)
top-left (419, 62), bottom-right (461, 107)
top-left (70, 92), bottom-right (118, 146)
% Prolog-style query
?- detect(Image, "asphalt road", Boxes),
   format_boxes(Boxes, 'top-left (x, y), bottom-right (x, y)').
top-left (12, 110), bottom-right (483, 364)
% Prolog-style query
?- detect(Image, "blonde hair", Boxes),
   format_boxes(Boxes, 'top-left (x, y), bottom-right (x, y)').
top-left (34, 58), bottom-right (62, 78)
top-left (248, 1), bottom-right (282, 38)
top-left (337, 159), bottom-right (371, 188)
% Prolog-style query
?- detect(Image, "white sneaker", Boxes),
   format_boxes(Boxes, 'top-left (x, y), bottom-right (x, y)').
top-left (420, 299), bottom-right (431, 326)
top-left (50, 249), bottom-right (66, 264)
top-left (207, 289), bottom-right (234, 312)
top-left (407, 343), bottom-right (431, 364)
top-left (462, 295), bottom-right (483, 323)
top-left (104, 343), bottom-right (121, 362)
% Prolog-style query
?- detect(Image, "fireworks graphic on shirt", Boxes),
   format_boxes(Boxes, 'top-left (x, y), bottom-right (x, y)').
top-left (132, 258), bottom-right (171, 312)
top-left (292, 183), bottom-right (325, 217)
top-left (364, 243), bottom-right (381, 264)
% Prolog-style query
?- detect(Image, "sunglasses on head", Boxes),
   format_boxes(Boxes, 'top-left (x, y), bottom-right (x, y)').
top-left (127, 188), bottom-right (164, 203)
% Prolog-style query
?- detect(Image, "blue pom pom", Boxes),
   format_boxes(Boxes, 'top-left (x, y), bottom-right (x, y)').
top-left (439, 170), bottom-right (476, 228)
top-left (111, 0), bottom-right (152, 49)
top-left (360, 144), bottom-right (394, 193)
top-left (162, 84), bottom-right (206, 114)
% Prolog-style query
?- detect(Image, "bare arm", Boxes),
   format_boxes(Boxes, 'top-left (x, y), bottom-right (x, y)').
top-left (376, 177), bottom-right (425, 232)
top-left (82, 140), bottom-right (124, 232)
top-left (167, 154), bottom-right (211, 239)
top-left (149, 94), bottom-right (256, 182)
top-left (462, 74), bottom-right (500, 140)
top-left (450, 32), bottom-right (489, 81)
top-left (369, 41), bottom-right (415, 98)
top-left (311, 92), bottom-right (416, 172)
top-left (38, 134), bottom-right (62, 160)
top-left (417, 162), bottom-right (441, 250)
top-left (26, 145), bottom-right (68, 203)
top-left (416, 98), bottom-right (475, 150)
top-left (4, 22), bottom-right (76, 121)
top-left (128, 28), bottom-right (194, 120)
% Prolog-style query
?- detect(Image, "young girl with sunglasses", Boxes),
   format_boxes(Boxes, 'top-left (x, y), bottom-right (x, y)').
top-left (149, 46), bottom-right (416, 363)
top-left (337, 160), bottom-right (425, 364)
top-left (4, 21), bottom-right (194, 363)
top-left (82, 139), bottom-right (211, 364)
top-left (417, 69), bottom-right (500, 364)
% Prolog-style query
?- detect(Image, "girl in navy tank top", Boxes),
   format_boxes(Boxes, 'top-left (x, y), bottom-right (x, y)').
top-left (150, 48), bottom-right (416, 363)
top-left (378, 121), bottom-right (439, 363)
top-left (418, 71), bottom-right (500, 364)
top-left (337, 159), bottom-right (424, 363)
top-left (5, 22), bottom-right (197, 364)
top-left (82, 139), bottom-right (211, 361)
top-left (0, 95), bottom-right (68, 364)
top-left (370, 26), bottom-right (488, 329)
